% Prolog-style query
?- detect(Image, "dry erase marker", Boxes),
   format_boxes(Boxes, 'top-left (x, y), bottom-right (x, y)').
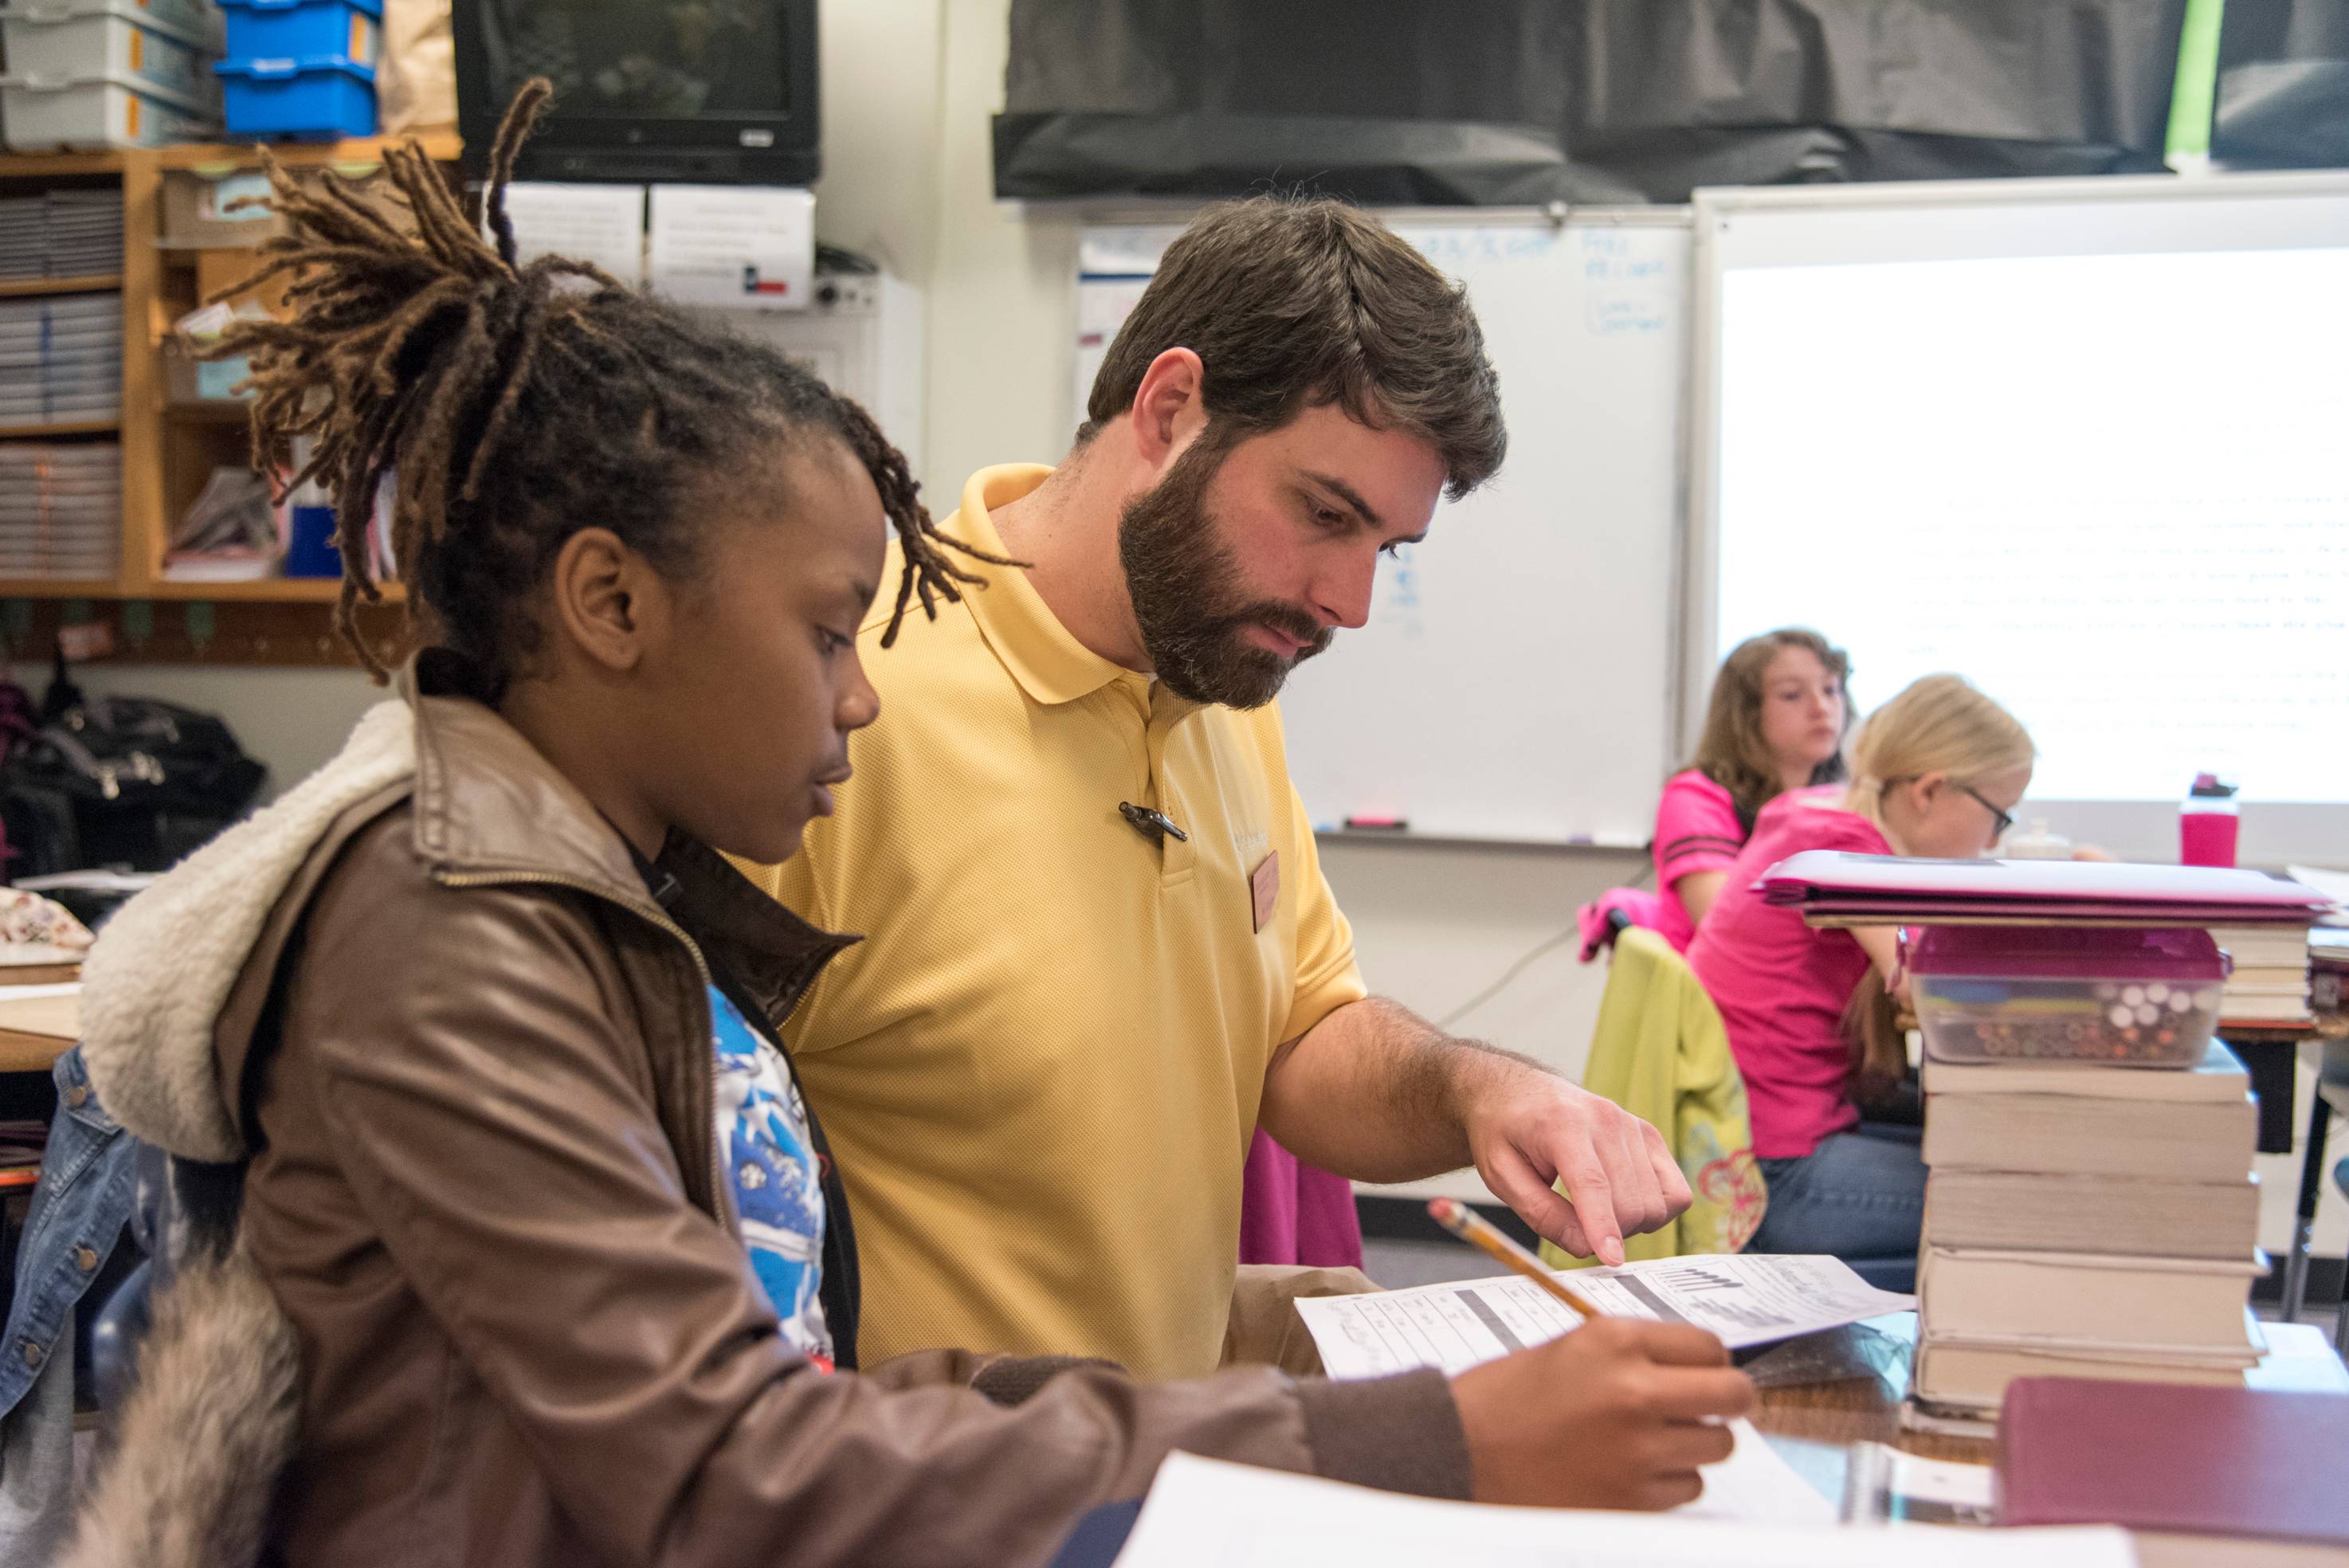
top-left (1426, 1198), bottom-right (1609, 1322)
top-left (1344, 814), bottom-right (1408, 830)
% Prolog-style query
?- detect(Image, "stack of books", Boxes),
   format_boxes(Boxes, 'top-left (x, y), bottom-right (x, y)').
top-left (1913, 1038), bottom-right (2267, 1416)
top-left (2212, 925), bottom-right (2315, 1027)
top-left (1752, 853), bottom-right (2339, 1422)
top-left (2309, 928), bottom-right (2347, 1018)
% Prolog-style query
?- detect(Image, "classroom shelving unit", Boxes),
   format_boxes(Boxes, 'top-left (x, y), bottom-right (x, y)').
top-left (0, 134), bottom-right (459, 666)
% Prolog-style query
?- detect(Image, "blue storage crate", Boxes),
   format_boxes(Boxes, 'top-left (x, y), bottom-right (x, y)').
top-left (214, 53), bottom-right (374, 139)
top-left (215, 0), bottom-right (378, 69)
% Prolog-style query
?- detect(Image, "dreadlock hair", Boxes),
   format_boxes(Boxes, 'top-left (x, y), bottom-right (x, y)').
top-left (207, 77), bottom-right (1011, 689)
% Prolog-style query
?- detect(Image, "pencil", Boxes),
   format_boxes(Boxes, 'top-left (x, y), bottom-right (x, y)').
top-left (1426, 1197), bottom-right (1611, 1323)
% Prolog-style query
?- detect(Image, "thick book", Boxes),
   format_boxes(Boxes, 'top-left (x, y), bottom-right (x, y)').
top-left (2210, 925), bottom-right (2316, 966)
top-left (1915, 1334), bottom-right (2261, 1413)
top-left (1916, 1245), bottom-right (2262, 1352)
top-left (1921, 1170), bottom-right (2260, 1261)
top-left (1998, 1378), bottom-right (2349, 1547)
top-left (1922, 1090), bottom-right (2255, 1181)
top-left (1920, 1039), bottom-right (2246, 1100)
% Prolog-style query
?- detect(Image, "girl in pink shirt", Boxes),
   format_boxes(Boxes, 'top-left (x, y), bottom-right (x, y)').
top-left (1688, 675), bottom-right (2033, 1288)
top-left (1649, 629), bottom-right (1852, 952)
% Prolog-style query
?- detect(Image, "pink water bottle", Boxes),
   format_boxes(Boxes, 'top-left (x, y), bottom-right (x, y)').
top-left (2180, 773), bottom-right (2240, 867)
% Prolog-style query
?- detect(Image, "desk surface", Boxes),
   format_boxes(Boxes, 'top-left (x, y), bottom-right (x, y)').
top-left (1747, 1315), bottom-right (1984, 1509)
top-left (1746, 1311), bottom-right (2349, 1512)
top-left (0, 988), bottom-right (78, 1075)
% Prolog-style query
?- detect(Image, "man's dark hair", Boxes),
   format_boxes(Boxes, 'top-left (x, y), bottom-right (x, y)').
top-left (1078, 196), bottom-right (1505, 500)
top-left (214, 78), bottom-right (1008, 688)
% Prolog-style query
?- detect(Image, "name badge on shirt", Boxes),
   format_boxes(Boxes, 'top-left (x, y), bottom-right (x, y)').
top-left (1250, 851), bottom-right (1280, 934)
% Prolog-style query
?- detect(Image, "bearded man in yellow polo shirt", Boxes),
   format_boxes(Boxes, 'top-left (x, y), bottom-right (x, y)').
top-left (752, 197), bottom-right (1689, 1380)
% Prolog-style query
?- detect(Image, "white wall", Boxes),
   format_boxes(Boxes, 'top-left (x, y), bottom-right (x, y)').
top-left (37, 0), bottom-right (2341, 1258)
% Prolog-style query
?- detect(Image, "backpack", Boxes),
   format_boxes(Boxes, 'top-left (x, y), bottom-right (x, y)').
top-left (0, 695), bottom-right (266, 878)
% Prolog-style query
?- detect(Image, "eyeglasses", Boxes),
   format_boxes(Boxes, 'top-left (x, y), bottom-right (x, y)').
top-left (1955, 783), bottom-right (2016, 840)
top-left (1883, 775), bottom-right (2017, 841)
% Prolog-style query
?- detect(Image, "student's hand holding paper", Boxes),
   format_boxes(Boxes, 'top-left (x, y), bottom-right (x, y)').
top-left (1448, 1318), bottom-right (1754, 1511)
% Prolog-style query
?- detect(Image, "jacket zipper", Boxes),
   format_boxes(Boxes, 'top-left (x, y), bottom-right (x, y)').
top-left (433, 868), bottom-right (733, 1236)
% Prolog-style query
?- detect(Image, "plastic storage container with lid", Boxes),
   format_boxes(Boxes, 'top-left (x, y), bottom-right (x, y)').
top-left (0, 65), bottom-right (218, 147)
top-left (214, 0), bottom-right (375, 67)
top-left (214, 52), bottom-right (373, 138)
top-left (214, 0), bottom-right (375, 138)
top-left (1905, 924), bottom-right (2229, 1068)
top-left (0, 0), bottom-right (225, 101)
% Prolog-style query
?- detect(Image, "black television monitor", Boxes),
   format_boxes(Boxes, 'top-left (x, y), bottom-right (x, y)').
top-left (453, 0), bottom-right (820, 186)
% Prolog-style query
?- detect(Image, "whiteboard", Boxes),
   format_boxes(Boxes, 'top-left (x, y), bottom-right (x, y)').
top-left (1076, 214), bottom-right (1691, 845)
top-left (1686, 172), bottom-right (2349, 866)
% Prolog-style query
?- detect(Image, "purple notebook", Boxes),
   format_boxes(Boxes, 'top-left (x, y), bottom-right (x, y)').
top-left (1758, 853), bottom-right (2333, 925)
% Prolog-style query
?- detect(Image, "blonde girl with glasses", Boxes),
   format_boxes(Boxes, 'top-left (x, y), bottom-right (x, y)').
top-left (1686, 675), bottom-right (2033, 1288)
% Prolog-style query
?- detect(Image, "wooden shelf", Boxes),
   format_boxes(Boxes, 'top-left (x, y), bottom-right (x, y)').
top-left (0, 133), bottom-right (459, 182)
top-left (152, 131), bottom-right (464, 173)
top-left (0, 420), bottom-right (119, 439)
top-left (0, 578), bottom-right (120, 598)
top-left (0, 274), bottom-right (122, 298)
top-left (0, 152), bottom-right (124, 178)
top-left (0, 578), bottom-right (405, 603)
top-left (163, 400), bottom-right (254, 425)
top-left (147, 578), bottom-right (404, 603)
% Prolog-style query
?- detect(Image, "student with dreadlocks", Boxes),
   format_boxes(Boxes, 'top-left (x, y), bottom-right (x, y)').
top-left (60, 84), bottom-right (1751, 1568)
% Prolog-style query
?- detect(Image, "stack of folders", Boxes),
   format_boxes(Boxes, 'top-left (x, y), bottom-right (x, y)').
top-left (0, 292), bottom-right (122, 427)
top-left (1914, 1038), bottom-right (2265, 1417)
top-left (2211, 925), bottom-right (2316, 1026)
top-left (0, 190), bottom-right (124, 281)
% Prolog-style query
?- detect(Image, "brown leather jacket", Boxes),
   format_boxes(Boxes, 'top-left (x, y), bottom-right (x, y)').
top-left (73, 665), bottom-right (1469, 1568)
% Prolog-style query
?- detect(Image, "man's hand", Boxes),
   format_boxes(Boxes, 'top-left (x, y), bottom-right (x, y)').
top-left (1255, 999), bottom-right (1690, 1256)
top-left (1451, 1318), bottom-right (1754, 1510)
top-left (1463, 1061), bottom-right (1689, 1266)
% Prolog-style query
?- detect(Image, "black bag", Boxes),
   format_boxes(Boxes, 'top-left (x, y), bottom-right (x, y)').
top-left (0, 696), bottom-right (266, 878)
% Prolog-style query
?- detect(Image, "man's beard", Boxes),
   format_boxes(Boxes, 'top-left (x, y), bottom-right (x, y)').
top-left (1117, 434), bottom-right (1332, 710)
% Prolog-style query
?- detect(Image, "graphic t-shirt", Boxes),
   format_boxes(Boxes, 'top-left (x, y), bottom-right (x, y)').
top-left (708, 985), bottom-right (833, 1366)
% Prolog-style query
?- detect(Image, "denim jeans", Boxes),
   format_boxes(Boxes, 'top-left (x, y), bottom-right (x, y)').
top-left (0, 1048), bottom-right (140, 1561)
top-left (1751, 1123), bottom-right (1926, 1293)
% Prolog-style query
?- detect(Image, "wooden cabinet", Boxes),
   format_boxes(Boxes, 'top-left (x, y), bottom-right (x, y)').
top-left (0, 135), bottom-right (456, 664)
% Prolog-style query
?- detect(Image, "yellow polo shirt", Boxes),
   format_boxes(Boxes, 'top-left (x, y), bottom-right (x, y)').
top-left (744, 465), bottom-right (1366, 1379)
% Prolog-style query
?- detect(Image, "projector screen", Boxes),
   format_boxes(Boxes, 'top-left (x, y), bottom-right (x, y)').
top-left (1691, 174), bottom-right (2349, 866)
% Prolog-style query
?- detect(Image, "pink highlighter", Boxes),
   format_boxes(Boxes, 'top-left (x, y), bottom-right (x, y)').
top-left (2179, 774), bottom-right (2240, 868)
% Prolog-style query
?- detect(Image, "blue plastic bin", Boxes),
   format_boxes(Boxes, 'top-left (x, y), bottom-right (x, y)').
top-left (215, 0), bottom-right (378, 68)
top-left (214, 53), bottom-right (375, 139)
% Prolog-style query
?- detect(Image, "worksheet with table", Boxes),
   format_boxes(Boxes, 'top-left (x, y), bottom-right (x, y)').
top-left (1296, 1254), bottom-right (1914, 1380)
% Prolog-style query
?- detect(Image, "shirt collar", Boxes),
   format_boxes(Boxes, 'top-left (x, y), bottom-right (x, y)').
top-left (946, 465), bottom-right (1151, 709)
